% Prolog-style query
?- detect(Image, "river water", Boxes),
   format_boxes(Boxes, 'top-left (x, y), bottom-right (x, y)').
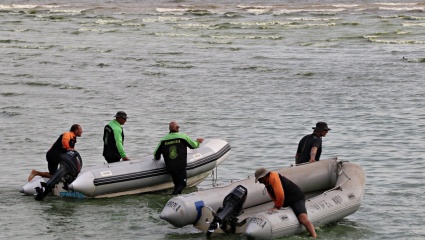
top-left (1, 1), bottom-right (424, 239)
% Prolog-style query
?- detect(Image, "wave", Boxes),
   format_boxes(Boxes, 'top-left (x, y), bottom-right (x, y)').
top-left (403, 57), bottom-right (425, 63)
top-left (366, 37), bottom-right (425, 44)
top-left (379, 7), bottom-right (424, 12)
top-left (1, 111), bottom-right (22, 117)
top-left (209, 34), bottom-right (282, 40)
top-left (78, 28), bottom-right (118, 33)
top-left (287, 17), bottom-right (340, 21)
top-left (402, 22), bottom-right (425, 27)
top-left (1, 92), bottom-right (24, 97)
top-left (227, 21), bottom-right (294, 27)
top-left (142, 16), bottom-right (192, 23)
top-left (274, 7), bottom-right (346, 15)
top-left (375, 3), bottom-right (419, 6)
top-left (153, 60), bottom-right (193, 69)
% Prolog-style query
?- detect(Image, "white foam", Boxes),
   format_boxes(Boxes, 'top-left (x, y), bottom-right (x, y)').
top-left (95, 19), bottom-right (125, 25)
top-left (0, 5), bottom-right (12, 10)
top-left (154, 32), bottom-right (198, 37)
top-left (78, 28), bottom-right (118, 33)
top-left (305, 23), bottom-right (337, 27)
top-left (156, 8), bottom-right (187, 15)
top-left (142, 16), bottom-right (192, 23)
top-left (246, 8), bottom-right (271, 15)
top-left (175, 23), bottom-right (217, 30)
top-left (287, 17), bottom-right (340, 21)
top-left (402, 22), bottom-right (425, 27)
top-left (375, 3), bottom-right (418, 6)
top-left (11, 4), bottom-right (38, 9)
top-left (379, 7), bottom-right (424, 11)
top-left (237, 5), bottom-right (273, 10)
top-left (333, 4), bottom-right (358, 8)
top-left (228, 21), bottom-right (293, 26)
top-left (49, 9), bottom-right (84, 14)
top-left (274, 8), bottom-right (346, 15)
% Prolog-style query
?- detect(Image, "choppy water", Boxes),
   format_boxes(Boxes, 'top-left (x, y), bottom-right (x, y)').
top-left (1, 1), bottom-right (424, 239)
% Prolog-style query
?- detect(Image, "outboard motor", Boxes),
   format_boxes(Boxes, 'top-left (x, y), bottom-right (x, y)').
top-left (35, 151), bottom-right (83, 201)
top-left (207, 185), bottom-right (248, 237)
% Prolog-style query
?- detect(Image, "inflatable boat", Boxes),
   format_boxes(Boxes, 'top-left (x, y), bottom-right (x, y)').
top-left (160, 158), bottom-right (365, 239)
top-left (20, 138), bottom-right (231, 198)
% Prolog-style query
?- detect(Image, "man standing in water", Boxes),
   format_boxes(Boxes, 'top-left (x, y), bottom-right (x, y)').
top-left (103, 111), bottom-right (129, 163)
top-left (255, 168), bottom-right (317, 238)
top-left (295, 122), bottom-right (331, 164)
top-left (153, 121), bottom-right (204, 195)
top-left (28, 124), bottom-right (83, 181)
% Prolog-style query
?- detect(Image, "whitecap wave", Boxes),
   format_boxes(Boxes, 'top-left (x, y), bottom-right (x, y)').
top-left (379, 7), bottom-right (424, 11)
top-left (375, 3), bottom-right (418, 6)
top-left (142, 16), bottom-right (192, 23)
top-left (402, 22), bottom-right (425, 27)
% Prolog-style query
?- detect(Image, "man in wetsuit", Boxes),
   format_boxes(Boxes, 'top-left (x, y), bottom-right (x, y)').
top-left (28, 124), bottom-right (83, 182)
top-left (255, 168), bottom-right (317, 238)
top-left (295, 122), bottom-right (331, 164)
top-left (103, 111), bottom-right (129, 163)
top-left (153, 121), bottom-right (204, 195)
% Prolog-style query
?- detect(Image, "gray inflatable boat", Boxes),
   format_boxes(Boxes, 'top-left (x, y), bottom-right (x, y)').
top-left (20, 138), bottom-right (231, 198)
top-left (160, 158), bottom-right (365, 239)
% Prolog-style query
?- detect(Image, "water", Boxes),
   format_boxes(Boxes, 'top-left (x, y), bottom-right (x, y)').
top-left (1, 1), bottom-right (424, 239)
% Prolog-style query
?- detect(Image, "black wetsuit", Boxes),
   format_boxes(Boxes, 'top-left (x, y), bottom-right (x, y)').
top-left (46, 132), bottom-right (76, 175)
top-left (153, 132), bottom-right (200, 195)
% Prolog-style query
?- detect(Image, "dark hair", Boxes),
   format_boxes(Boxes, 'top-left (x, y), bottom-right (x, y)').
top-left (70, 124), bottom-right (80, 132)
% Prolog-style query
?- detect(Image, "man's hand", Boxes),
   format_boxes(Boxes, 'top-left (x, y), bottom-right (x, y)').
top-left (122, 157), bottom-right (130, 161)
top-left (267, 207), bottom-right (279, 214)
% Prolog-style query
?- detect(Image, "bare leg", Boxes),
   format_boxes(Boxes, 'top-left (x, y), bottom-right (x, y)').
top-left (28, 170), bottom-right (51, 182)
top-left (298, 213), bottom-right (317, 238)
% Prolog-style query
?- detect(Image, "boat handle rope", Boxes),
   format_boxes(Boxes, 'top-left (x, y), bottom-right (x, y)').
top-left (211, 167), bottom-right (218, 187)
top-left (308, 161), bottom-right (351, 200)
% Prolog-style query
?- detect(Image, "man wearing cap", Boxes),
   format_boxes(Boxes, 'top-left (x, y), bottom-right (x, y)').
top-left (103, 111), bottom-right (129, 163)
top-left (153, 121), bottom-right (204, 195)
top-left (255, 168), bottom-right (317, 238)
top-left (295, 122), bottom-right (331, 164)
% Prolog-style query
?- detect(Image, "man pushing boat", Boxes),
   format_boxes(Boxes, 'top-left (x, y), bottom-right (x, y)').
top-left (255, 168), bottom-right (317, 238)
top-left (153, 121), bottom-right (204, 195)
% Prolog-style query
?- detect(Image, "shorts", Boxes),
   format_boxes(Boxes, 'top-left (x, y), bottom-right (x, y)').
top-left (290, 199), bottom-right (307, 217)
top-left (104, 156), bottom-right (121, 163)
top-left (46, 150), bottom-right (61, 175)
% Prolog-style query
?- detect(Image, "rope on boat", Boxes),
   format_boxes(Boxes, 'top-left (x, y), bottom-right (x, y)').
top-left (308, 158), bottom-right (352, 200)
top-left (211, 167), bottom-right (218, 187)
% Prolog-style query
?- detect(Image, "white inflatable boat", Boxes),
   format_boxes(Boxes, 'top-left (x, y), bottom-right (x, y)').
top-left (160, 158), bottom-right (365, 239)
top-left (20, 138), bottom-right (231, 198)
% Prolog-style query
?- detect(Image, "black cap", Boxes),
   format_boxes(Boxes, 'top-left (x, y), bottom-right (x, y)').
top-left (114, 111), bottom-right (128, 119)
top-left (312, 122), bottom-right (330, 131)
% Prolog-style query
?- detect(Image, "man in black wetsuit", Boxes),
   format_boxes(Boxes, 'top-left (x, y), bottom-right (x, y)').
top-left (295, 122), bottom-right (331, 164)
top-left (153, 121), bottom-right (204, 195)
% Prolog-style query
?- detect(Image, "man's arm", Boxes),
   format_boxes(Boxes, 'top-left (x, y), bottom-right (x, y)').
top-left (269, 173), bottom-right (284, 209)
top-left (309, 147), bottom-right (317, 162)
top-left (153, 141), bottom-right (162, 160)
top-left (113, 127), bottom-right (126, 159)
top-left (61, 132), bottom-right (74, 151)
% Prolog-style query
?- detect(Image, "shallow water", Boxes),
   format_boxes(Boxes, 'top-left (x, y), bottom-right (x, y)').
top-left (1, 1), bottom-right (425, 239)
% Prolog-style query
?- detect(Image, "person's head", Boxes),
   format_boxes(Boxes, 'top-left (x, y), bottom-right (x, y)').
top-left (169, 121), bottom-right (180, 133)
top-left (114, 111), bottom-right (128, 125)
top-left (312, 121), bottom-right (331, 137)
top-left (70, 124), bottom-right (83, 137)
top-left (255, 168), bottom-right (270, 184)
